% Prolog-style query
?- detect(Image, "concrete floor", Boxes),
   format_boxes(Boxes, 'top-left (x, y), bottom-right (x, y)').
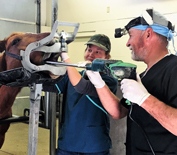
top-left (0, 123), bottom-right (50, 155)
top-left (0, 118), bottom-right (126, 155)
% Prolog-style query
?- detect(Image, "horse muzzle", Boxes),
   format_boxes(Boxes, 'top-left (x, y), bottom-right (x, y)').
top-left (20, 21), bottom-right (80, 76)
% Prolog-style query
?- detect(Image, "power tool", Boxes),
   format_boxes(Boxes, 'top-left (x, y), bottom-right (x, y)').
top-left (46, 58), bottom-right (137, 81)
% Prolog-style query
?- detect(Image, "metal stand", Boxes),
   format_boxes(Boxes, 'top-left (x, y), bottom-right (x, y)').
top-left (49, 92), bottom-right (57, 155)
top-left (49, 1), bottom-right (59, 154)
top-left (27, 83), bottom-right (42, 155)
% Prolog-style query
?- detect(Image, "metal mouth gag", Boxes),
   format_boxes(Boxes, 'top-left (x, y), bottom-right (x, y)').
top-left (20, 20), bottom-right (80, 75)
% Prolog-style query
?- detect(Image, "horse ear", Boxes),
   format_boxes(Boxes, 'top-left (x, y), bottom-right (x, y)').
top-left (0, 40), bottom-right (6, 53)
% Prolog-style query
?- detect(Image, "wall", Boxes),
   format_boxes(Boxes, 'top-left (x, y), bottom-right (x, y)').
top-left (0, 0), bottom-right (37, 39)
top-left (0, 0), bottom-right (38, 117)
top-left (41, 0), bottom-right (177, 154)
top-left (41, 0), bottom-right (177, 71)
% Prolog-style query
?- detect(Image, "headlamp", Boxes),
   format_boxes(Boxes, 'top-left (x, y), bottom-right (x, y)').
top-left (114, 9), bottom-right (174, 38)
top-left (114, 28), bottom-right (127, 38)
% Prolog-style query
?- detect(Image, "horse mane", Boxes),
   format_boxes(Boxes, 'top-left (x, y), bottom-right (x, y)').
top-left (0, 52), bottom-right (6, 72)
top-left (0, 40), bottom-right (6, 53)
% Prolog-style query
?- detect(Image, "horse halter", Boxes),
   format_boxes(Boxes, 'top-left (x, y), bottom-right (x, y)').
top-left (5, 51), bottom-right (22, 60)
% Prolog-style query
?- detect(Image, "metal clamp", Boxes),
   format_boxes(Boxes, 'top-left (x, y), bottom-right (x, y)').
top-left (20, 20), bottom-right (80, 75)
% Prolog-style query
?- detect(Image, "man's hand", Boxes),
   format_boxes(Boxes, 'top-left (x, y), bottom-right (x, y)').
top-left (120, 74), bottom-right (150, 106)
top-left (86, 70), bottom-right (105, 88)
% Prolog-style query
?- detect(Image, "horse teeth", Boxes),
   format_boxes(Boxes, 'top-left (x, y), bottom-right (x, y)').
top-left (44, 37), bottom-right (59, 46)
top-left (43, 53), bottom-right (51, 60)
top-left (53, 38), bottom-right (59, 43)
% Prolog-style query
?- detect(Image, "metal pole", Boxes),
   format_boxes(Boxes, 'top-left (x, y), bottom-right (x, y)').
top-left (36, 0), bottom-right (41, 33)
top-left (27, 83), bottom-right (42, 155)
top-left (49, 92), bottom-right (57, 155)
top-left (51, 0), bottom-right (58, 28)
top-left (57, 94), bottom-right (63, 137)
top-left (49, 0), bottom-right (58, 155)
top-left (44, 92), bottom-right (50, 128)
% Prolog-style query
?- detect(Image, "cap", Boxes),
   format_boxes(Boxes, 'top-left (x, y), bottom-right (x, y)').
top-left (85, 34), bottom-right (111, 53)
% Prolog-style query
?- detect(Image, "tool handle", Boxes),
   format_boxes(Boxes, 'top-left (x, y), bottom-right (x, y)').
top-left (129, 68), bottom-right (137, 81)
top-left (85, 59), bottom-right (105, 71)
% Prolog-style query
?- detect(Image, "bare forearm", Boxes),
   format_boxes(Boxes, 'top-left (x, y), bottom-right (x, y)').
top-left (64, 58), bottom-right (82, 86)
top-left (142, 95), bottom-right (177, 136)
top-left (96, 85), bottom-right (128, 119)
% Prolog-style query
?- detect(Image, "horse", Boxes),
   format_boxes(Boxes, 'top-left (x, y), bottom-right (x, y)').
top-left (0, 32), bottom-right (63, 148)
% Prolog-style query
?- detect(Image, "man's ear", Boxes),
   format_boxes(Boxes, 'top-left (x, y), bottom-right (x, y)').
top-left (145, 27), bottom-right (153, 39)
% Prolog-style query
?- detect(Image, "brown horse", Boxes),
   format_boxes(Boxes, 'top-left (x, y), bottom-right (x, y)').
top-left (0, 32), bottom-right (62, 148)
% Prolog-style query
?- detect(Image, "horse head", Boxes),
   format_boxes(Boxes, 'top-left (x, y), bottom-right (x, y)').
top-left (0, 32), bottom-right (66, 87)
top-left (0, 31), bottom-right (64, 148)
top-left (0, 32), bottom-right (61, 70)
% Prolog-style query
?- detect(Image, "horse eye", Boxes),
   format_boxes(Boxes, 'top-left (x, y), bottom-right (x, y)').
top-left (12, 38), bottom-right (21, 46)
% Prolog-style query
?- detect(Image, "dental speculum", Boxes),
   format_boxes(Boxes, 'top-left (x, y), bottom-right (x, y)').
top-left (20, 20), bottom-right (80, 76)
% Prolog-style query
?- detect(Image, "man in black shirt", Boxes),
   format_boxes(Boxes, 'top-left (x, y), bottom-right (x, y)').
top-left (86, 8), bottom-right (177, 155)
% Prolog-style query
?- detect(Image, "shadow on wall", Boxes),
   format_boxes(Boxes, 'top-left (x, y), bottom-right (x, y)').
top-left (110, 86), bottom-right (126, 155)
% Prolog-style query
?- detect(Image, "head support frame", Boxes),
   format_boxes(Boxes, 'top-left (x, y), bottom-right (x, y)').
top-left (20, 21), bottom-right (80, 75)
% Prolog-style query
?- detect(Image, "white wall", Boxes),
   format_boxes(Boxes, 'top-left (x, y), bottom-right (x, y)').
top-left (41, 0), bottom-right (177, 73)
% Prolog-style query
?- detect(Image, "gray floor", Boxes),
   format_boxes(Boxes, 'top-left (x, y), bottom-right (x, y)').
top-left (0, 88), bottom-right (50, 155)
top-left (0, 123), bottom-right (50, 155)
top-left (0, 118), bottom-right (126, 155)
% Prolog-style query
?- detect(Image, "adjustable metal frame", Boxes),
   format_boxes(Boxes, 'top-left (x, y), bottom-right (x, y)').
top-left (20, 20), bottom-right (80, 76)
top-left (25, 21), bottom-right (79, 155)
top-left (27, 83), bottom-right (42, 155)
